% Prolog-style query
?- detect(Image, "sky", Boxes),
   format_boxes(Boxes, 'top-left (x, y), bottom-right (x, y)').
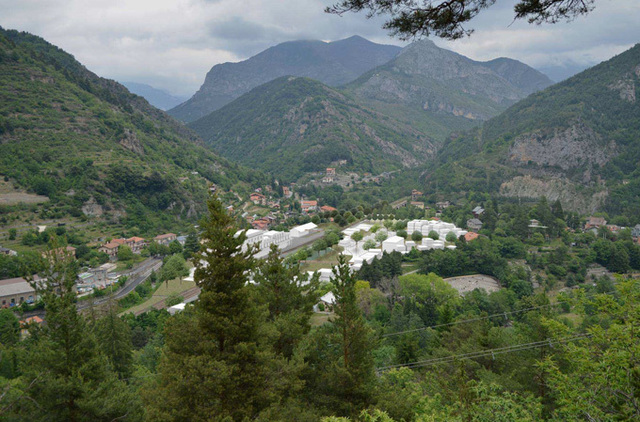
top-left (1, 0), bottom-right (638, 97)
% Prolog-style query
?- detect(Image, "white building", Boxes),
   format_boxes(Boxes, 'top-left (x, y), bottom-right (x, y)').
top-left (290, 222), bottom-right (318, 238)
top-left (382, 236), bottom-right (406, 254)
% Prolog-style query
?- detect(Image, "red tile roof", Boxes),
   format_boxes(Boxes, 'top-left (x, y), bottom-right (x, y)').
top-left (464, 232), bottom-right (479, 242)
top-left (154, 233), bottom-right (176, 240)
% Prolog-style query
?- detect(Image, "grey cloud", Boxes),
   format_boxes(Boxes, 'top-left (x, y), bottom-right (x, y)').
top-left (0, 0), bottom-right (637, 94)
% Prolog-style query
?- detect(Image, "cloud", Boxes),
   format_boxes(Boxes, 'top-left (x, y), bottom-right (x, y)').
top-left (0, 0), bottom-right (638, 95)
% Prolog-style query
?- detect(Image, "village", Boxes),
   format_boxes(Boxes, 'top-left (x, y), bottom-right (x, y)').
top-left (3, 173), bottom-right (640, 325)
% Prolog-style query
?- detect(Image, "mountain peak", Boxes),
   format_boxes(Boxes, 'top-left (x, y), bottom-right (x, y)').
top-left (168, 36), bottom-right (401, 122)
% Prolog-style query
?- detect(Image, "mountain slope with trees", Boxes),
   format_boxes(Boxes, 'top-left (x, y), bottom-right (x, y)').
top-left (426, 43), bottom-right (640, 218)
top-left (169, 35), bottom-right (401, 123)
top-left (345, 39), bottom-right (553, 136)
top-left (0, 27), bottom-right (260, 228)
top-left (189, 76), bottom-right (436, 181)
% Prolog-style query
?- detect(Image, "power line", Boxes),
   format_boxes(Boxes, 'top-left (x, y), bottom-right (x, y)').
top-left (377, 333), bottom-right (592, 372)
top-left (381, 289), bottom-right (618, 338)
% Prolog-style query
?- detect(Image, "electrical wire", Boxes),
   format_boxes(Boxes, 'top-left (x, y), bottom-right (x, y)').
top-left (377, 333), bottom-right (592, 372)
top-left (381, 289), bottom-right (618, 338)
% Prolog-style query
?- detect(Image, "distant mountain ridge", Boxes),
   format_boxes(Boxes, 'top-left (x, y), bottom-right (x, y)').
top-left (168, 35), bottom-right (402, 122)
top-left (122, 82), bottom-right (188, 110)
top-left (189, 76), bottom-right (436, 181)
top-left (346, 39), bottom-right (554, 123)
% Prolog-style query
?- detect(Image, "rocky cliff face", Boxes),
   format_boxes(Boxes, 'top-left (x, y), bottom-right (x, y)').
top-left (508, 123), bottom-right (617, 181)
top-left (168, 36), bottom-right (401, 123)
top-left (427, 44), bottom-right (640, 215)
top-left (499, 175), bottom-right (607, 214)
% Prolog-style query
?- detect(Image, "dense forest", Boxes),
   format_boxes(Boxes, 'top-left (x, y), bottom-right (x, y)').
top-left (1, 196), bottom-right (638, 421)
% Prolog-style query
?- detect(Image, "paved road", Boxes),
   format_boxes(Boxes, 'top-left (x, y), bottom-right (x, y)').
top-left (20, 257), bottom-right (163, 318)
top-left (280, 230), bottom-right (325, 257)
top-left (80, 258), bottom-right (163, 309)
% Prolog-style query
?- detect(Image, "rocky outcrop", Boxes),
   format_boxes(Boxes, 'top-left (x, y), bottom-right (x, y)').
top-left (499, 175), bottom-right (607, 214)
top-left (508, 123), bottom-right (616, 181)
top-left (119, 128), bottom-right (144, 154)
top-left (609, 77), bottom-right (636, 103)
top-left (82, 197), bottom-right (103, 217)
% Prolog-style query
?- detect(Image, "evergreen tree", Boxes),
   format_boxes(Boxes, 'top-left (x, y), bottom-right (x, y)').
top-left (183, 228), bottom-right (200, 259)
top-left (94, 301), bottom-right (134, 379)
top-left (147, 196), bottom-right (281, 421)
top-left (331, 255), bottom-right (375, 413)
top-left (8, 242), bottom-right (142, 421)
top-left (0, 309), bottom-right (19, 346)
top-left (254, 244), bottom-right (320, 358)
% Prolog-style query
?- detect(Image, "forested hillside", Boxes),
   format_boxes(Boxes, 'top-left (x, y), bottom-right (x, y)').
top-left (425, 43), bottom-right (640, 219)
top-left (190, 76), bottom-right (436, 181)
top-left (0, 28), bottom-right (260, 227)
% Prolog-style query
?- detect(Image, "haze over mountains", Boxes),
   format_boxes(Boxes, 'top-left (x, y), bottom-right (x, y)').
top-left (121, 82), bottom-right (188, 111)
top-left (169, 35), bottom-right (401, 123)
top-left (346, 40), bottom-right (553, 125)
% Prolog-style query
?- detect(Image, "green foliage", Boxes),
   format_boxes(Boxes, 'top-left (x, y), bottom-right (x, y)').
top-left (0, 28), bottom-right (261, 229)
top-left (0, 309), bottom-right (20, 346)
top-left (116, 245), bottom-right (134, 261)
top-left (189, 77), bottom-right (434, 181)
top-left (146, 196), bottom-right (284, 420)
top-left (164, 292), bottom-right (184, 307)
top-left (2, 240), bottom-right (143, 421)
top-left (158, 254), bottom-right (188, 282)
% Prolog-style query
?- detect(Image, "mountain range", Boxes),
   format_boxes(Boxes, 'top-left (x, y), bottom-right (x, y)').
top-left (344, 40), bottom-right (553, 138)
top-left (169, 35), bottom-right (402, 123)
top-left (121, 82), bottom-right (188, 111)
top-left (189, 76), bottom-right (436, 180)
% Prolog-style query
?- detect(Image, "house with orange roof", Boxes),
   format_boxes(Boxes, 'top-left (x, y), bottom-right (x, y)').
top-left (154, 233), bottom-right (177, 246)
top-left (250, 192), bottom-right (266, 205)
top-left (320, 205), bottom-right (337, 213)
top-left (20, 315), bottom-right (44, 338)
top-left (126, 236), bottom-right (147, 253)
top-left (464, 232), bottom-right (479, 242)
top-left (99, 241), bottom-right (121, 260)
top-left (301, 200), bottom-right (318, 213)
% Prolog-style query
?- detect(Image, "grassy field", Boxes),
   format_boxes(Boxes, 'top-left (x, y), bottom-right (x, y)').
top-left (301, 249), bottom-right (350, 273)
top-left (121, 277), bottom-right (196, 315)
top-left (310, 312), bottom-right (331, 327)
top-left (401, 262), bottom-right (421, 274)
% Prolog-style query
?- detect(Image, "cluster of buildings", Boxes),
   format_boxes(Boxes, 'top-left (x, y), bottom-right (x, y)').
top-left (77, 263), bottom-right (118, 293)
top-left (334, 220), bottom-right (469, 272)
top-left (98, 233), bottom-right (176, 260)
top-left (237, 222), bottom-right (319, 259)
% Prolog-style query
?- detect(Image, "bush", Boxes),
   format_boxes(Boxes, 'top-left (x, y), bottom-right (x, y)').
top-left (165, 292), bottom-right (184, 307)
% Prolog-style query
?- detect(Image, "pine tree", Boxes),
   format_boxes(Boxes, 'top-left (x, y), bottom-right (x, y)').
top-left (94, 300), bottom-right (134, 379)
top-left (8, 241), bottom-right (142, 421)
top-left (254, 244), bottom-right (320, 358)
top-left (183, 227), bottom-right (200, 259)
top-left (147, 196), bottom-right (281, 421)
top-left (331, 255), bottom-right (375, 413)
